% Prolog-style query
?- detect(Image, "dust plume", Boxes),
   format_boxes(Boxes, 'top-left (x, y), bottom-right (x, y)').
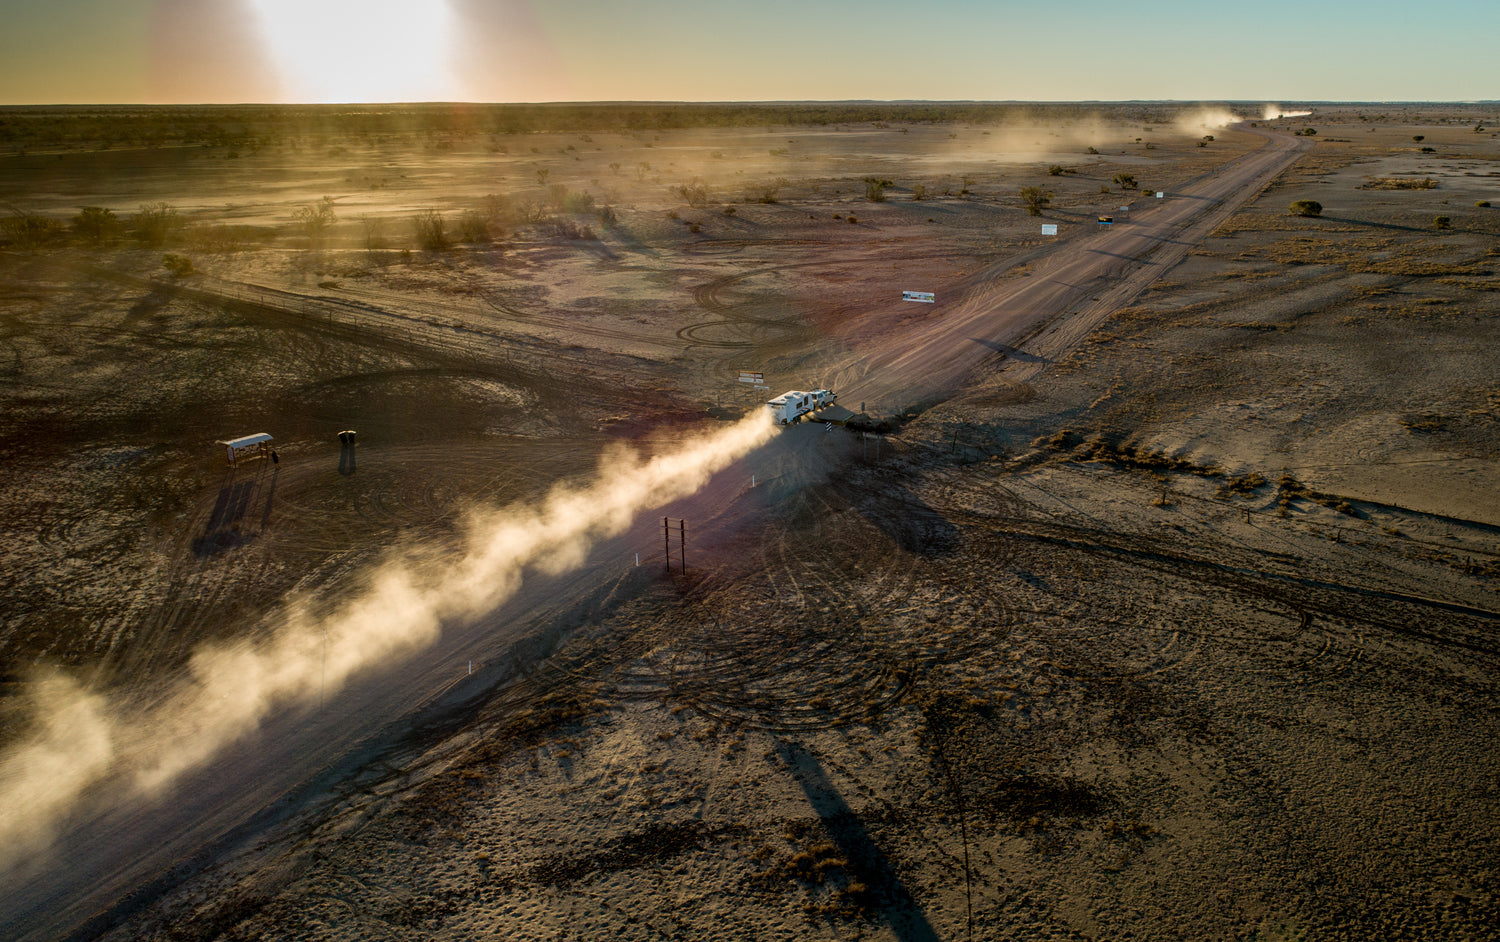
top-left (0, 411), bottom-right (775, 867)
top-left (1263, 104), bottom-right (1313, 120)
top-left (1173, 106), bottom-right (1243, 134)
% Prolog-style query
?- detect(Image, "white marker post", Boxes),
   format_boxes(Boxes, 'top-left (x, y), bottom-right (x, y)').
top-left (1155, 191), bottom-right (1164, 198)
top-left (902, 290), bottom-right (936, 303)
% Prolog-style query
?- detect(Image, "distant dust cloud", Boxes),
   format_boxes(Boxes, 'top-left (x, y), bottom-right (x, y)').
top-left (0, 412), bottom-right (775, 868)
top-left (1263, 104), bottom-right (1313, 120)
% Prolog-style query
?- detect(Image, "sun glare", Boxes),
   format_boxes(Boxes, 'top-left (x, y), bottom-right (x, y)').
top-left (249, 0), bottom-right (458, 103)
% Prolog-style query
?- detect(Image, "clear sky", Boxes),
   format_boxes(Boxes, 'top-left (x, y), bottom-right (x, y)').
top-left (0, 0), bottom-right (1492, 105)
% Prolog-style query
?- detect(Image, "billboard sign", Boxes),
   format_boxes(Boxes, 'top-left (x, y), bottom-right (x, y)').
top-left (737, 370), bottom-right (764, 384)
top-left (902, 290), bottom-right (936, 303)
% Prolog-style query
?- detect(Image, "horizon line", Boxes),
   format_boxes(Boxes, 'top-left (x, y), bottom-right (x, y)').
top-left (2, 98), bottom-right (1497, 110)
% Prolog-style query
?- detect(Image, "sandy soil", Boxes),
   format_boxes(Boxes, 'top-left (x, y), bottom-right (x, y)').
top-left (1, 103), bottom-right (1498, 941)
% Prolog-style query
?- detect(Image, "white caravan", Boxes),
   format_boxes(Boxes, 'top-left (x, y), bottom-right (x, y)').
top-left (766, 389), bottom-right (837, 425)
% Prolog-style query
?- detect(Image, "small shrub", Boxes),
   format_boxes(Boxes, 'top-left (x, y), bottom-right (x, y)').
top-left (687, 222), bottom-right (701, 233)
top-left (72, 206), bottom-right (121, 245)
top-left (293, 196), bottom-right (337, 243)
top-left (1047, 164), bottom-right (1064, 176)
top-left (1112, 172), bottom-right (1137, 190)
top-left (863, 177), bottom-right (893, 202)
top-left (552, 220), bottom-right (598, 240)
top-left (677, 179), bottom-right (709, 207)
top-left (1412, 135), bottom-right (1424, 142)
top-left (1433, 216), bottom-right (1452, 229)
top-left (562, 190), bottom-right (595, 214)
top-left (455, 211), bottom-right (491, 243)
top-left (756, 177), bottom-right (787, 204)
top-left (363, 216), bottom-right (388, 250)
top-left (911, 184), bottom-right (926, 201)
top-left (132, 202), bottom-right (180, 247)
top-left (1290, 200), bottom-right (1323, 217)
top-left (1478, 201), bottom-right (1491, 208)
top-left (1420, 146), bottom-right (1435, 153)
top-left (722, 205), bottom-right (736, 216)
top-left (413, 209), bottom-right (450, 250)
top-left (847, 216), bottom-right (858, 224)
top-left (161, 253), bottom-right (194, 277)
top-left (1085, 146), bottom-right (1099, 155)
top-left (1019, 186), bottom-right (1052, 216)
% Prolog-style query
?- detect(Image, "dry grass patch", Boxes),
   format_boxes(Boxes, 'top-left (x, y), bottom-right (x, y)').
top-left (1359, 177), bottom-right (1439, 190)
top-left (1211, 213), bottom-right (1360, 235)
top-left (1248, 235), bottom-right (1490, 277)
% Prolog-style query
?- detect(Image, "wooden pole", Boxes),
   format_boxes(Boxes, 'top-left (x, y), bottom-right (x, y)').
top-left (679, 518), bottom-right (686, 573)
top-left (663, 517), bottom-right (670, 573)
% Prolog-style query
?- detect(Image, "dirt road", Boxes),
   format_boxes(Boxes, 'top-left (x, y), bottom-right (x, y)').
top-left (839, 127), bottom-right (1309, 404)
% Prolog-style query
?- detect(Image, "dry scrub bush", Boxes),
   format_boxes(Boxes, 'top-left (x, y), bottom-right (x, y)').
top-left (362, 216), bottom-right (388, 250)
top-left (676, 179), bottom-right (709, 207)
top-left (161, 253), bottom-right (194, 277)
top-left (293, 196), bottom-right (337, 243)
top-left (863, 177), bottom-right (893, 202)
top-left (455, 211), bottom-right (491, 243)
top-left (413, 210), bottom-right (450, 250)
top-left (2, 211), bottom-right (65, 249)
top-left (756, 177), bottom-right (788, 203)
top-left (1290, 200), bottom-right (1323, 217)
top-left (1020, 186), bottom-right (1052, 216)
top-left (72, 206), bottom-right (121, 245)
top-left (132, 202), bottom-right (180, 247)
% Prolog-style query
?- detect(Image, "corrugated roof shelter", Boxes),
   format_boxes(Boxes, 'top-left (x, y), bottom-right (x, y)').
top-left (216, 432), bottom-right (273, 466)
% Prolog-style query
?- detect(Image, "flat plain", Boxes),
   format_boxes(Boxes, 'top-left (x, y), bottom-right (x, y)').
top-left (1, 102), bottom-right (1497, 941)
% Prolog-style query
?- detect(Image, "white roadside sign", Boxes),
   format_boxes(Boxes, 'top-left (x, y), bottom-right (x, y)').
top-left (1041, 224), bottom-right (1058, 236)
top-left (1156, 191), bottom-right (1165, 198)
top-left (737, 370), bottom-right (763, 384)
top-left (902, 290), bottom-right (936, 303)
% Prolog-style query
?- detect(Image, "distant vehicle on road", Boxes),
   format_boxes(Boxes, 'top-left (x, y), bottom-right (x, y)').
top-left (766, 389), bottom-right (836, 425)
